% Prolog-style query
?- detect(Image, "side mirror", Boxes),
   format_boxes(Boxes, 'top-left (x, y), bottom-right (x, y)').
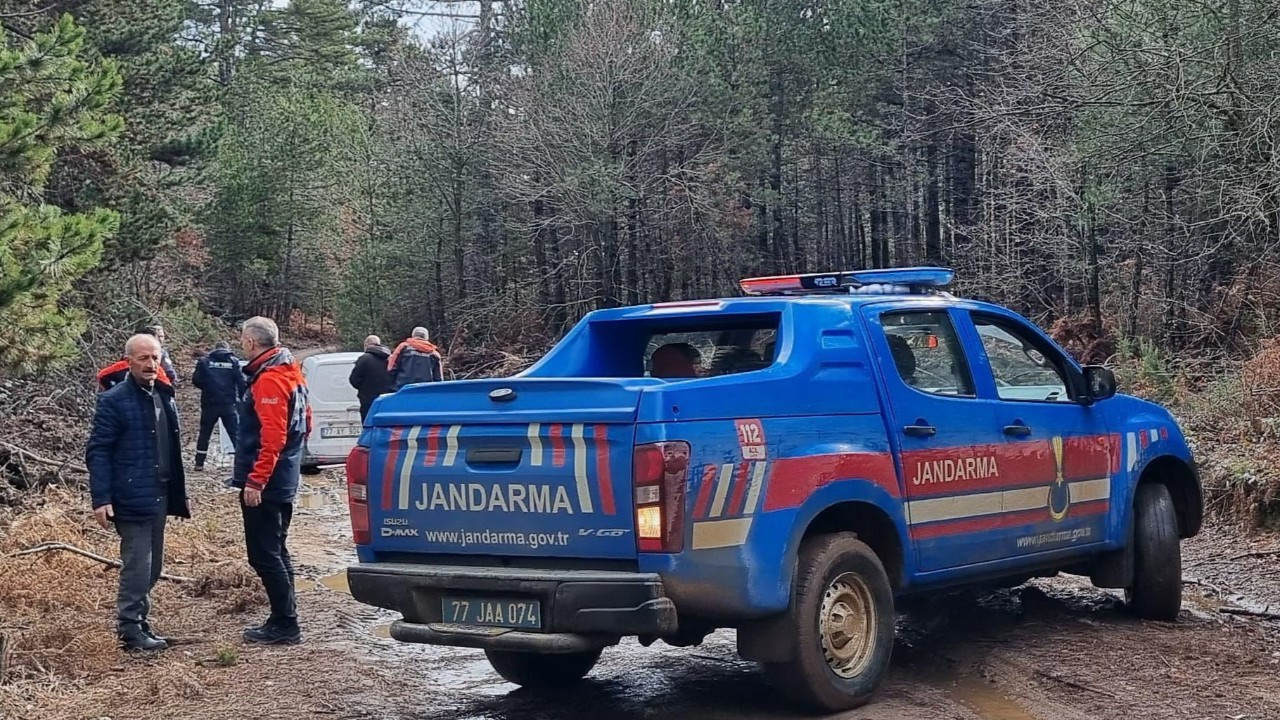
top-left (1083, 365), bottom-right (1117, 403)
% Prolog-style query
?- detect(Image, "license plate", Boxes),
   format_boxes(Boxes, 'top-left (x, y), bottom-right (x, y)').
top-left (320, 425), bottom-right (361, 439)
top-left (442, 596), bottom-right (542, 629)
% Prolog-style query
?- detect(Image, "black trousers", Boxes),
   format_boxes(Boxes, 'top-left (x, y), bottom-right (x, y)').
top-left (241, 497), bottom-right (297, 628)
top-left (195, 404), bottom-right (239, 467)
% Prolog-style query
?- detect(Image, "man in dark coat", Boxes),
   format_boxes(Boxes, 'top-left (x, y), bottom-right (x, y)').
top-left (348, 334), bottom-right (393, 421)
top-left (388, 326), bottom-right (444, 390)
top-left (234, 316), bottom-right (312, 645)
top-left (192, 341), bottom-right (246, 470)
top-left (86, 334), bottom-right (191, 652)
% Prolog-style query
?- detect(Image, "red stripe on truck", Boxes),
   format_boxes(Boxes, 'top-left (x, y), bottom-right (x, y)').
top-left (549, 424), bottom-right (566, 467)
top-left (422, 425), bottom-right (441, 467)
top-left (763, 452), bottom-right (900, 511)
top-left (381, 427), bottom-right (405, 511)
top-left (593, 424), bottom-right (615, 515)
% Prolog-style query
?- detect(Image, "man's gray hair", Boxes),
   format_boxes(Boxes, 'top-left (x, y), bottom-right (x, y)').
top-left (124, 333), bottom-right (161, 357)
top-left (243, 316), bottom-right (280, 348)
top-left (411, 326), bottom-right (429, 340)
top-left (364, 334), bottom-right (381, 347)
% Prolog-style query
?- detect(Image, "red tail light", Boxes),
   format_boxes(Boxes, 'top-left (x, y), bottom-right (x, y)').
top-left (345, 446), bottom-right (371, 545)
top-left (633, 441), bottom-right (689, 553)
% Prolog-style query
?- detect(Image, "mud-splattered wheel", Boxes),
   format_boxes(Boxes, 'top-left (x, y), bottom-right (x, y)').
top-left (820, 573), bottom-right (878, 678)
top-left (763, 532), bottom-right (895, 712)
top-left (1126, 483), bottom-right (1182, 621)
top-left (485, 649), bottom-right (602, 688)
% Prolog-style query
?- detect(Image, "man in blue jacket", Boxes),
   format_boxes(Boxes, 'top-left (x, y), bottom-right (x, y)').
top-left (85, 334), bottom-right (191, 651)
top-left (192, 341), bottom-right (245, 471)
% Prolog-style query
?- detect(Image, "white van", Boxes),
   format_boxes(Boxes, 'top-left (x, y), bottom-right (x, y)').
top-left (300, 351), bottom-right (363, 473)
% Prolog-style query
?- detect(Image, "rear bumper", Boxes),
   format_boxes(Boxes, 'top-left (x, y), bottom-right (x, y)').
top-left (301, 450), bottom-right (349, 466)
top-left (347, 563), bottom-right (678, 652)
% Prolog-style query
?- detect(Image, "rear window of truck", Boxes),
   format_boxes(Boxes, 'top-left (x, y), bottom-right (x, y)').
top-left (532, 312), bottom-right (782, 378)
top-left (643, 318), bottom-right (778, 379)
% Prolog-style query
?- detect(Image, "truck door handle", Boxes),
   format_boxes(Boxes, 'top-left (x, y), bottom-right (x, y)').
top-left (903, 424), bottom-right (936, 438)
top-left (1003, 423), bottom-right (1032, 437)
top-left (466, 447), bottom-right (523, 465)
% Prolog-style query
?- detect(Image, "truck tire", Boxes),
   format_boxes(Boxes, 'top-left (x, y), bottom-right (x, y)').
top-left (1126, 482), bottom-right (1182, 621)
top-left (762, 533), bottom-right (895, 712)
top-left (485, 649), bottom-right (602, 688)
top-left (301, 464), bottom-right (322, 476)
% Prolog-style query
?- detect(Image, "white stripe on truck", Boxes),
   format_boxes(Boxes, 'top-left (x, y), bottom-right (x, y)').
top-left (571, 423), bottom-right (594, 513)
top-left (398, 425), bottom-right (422, 509)
top-left (528, 422), bottom-right (543, 467)
top-left (442, 424), bottom-right (461, 467)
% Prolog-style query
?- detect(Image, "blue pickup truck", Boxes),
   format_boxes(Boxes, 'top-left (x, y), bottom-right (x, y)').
top-left (343, 268), bottom-right (1202, 712)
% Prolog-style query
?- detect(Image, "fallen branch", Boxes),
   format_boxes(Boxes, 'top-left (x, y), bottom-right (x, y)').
top-left (1033, 670), bottom-right (1118, 699)
top-left (1219, 606), bottom-right (1280, 622)
top-left (1226, 550), bottom-right (1280, 562)
top-left (7, 542), bottom-right (193, 583)
top-left (0, 441), bottom-right (88, 475)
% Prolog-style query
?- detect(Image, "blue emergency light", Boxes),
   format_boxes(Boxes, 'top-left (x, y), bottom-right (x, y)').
top-left (739, 267), bottom-right (954, 296)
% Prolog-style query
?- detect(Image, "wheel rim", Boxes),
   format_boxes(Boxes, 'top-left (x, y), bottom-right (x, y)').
top-left (819, 572), bottom-right (877, 679)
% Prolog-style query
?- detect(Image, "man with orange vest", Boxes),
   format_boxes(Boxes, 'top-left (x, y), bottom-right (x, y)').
top-left (388, 326), bottom-right (444, 390)
top-left (99, 358), bottom-right (172, 392)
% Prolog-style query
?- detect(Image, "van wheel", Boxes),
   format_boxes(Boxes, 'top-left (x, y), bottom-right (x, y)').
top-left (1125, 483), bottom-right (1182, 621)
top-left (485, 649), bottom-right (602, 688)
top-left (301, 464), bottom-right (322, 476)
top-left (762, 533), bottom-right (895, 712)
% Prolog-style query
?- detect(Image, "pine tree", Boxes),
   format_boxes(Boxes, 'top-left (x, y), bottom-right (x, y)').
top-left (0, 15), bottom-right (124, 373)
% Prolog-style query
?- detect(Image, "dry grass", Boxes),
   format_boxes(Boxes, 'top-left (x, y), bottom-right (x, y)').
top-left (0, 481), bottom-right (267, 709)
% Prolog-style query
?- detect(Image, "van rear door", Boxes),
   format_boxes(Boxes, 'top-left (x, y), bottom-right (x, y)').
top-left (302, 353), bottom-right (363, 464)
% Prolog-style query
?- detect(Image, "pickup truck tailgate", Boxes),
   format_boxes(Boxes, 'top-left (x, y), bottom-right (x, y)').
top-left (365, 379), bottom-right (642, 559)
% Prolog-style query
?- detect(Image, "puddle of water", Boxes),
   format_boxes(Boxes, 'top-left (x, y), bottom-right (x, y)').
top-left (297, 492), bottom-right (327, 510)
top-left (373, 622), bottom-right (392, 639)
top-left (320, 570), bottom-right (350, 594)
top-left (295, 571), bottom-right (350, 594)
top-left (948, 674), bottom-right (1037, 720)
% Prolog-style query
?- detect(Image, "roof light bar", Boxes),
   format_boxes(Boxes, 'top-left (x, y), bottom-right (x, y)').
top-left (739, 267), bottom-right (955, 296)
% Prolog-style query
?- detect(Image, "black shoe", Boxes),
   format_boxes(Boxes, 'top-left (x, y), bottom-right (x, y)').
top-left (119, 627), bottom-right (167, 651)
top-left (140, 620), bottom-right (173, 644)
top-left (193, 464), bottom-right (205, 473)
top-left (243, 622), bottom-right (302, 645)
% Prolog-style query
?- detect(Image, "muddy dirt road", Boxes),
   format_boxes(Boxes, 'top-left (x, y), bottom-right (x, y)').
top-left (8, 467), bottom-right (1280, 720)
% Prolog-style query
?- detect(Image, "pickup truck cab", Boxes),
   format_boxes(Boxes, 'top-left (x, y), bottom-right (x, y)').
top-left (343, 268), bottom-right (1202, 712)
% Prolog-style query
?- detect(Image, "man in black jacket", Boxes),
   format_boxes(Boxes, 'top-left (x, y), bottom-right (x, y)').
top-left (86, 334), bottom-right (191, 651)
top-left (192, 341), bottom-right (245, 471)
top-left (348, 335), bottom-right (393, 422)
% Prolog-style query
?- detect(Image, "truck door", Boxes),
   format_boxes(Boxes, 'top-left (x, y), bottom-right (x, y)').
top-left (862, 307), bottom-right (1002, 572)
top-left (957, 310), bottom-right (1113, 560)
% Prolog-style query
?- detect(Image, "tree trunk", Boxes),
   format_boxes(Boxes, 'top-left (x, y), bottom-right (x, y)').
top-left (924, 143), bottom-right (942, 264)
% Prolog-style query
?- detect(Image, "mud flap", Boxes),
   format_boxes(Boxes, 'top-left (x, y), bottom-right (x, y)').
top-left (1090, 505), bottom-right (1134, 589)
top-left (736, 613), bottom-right (797, 663)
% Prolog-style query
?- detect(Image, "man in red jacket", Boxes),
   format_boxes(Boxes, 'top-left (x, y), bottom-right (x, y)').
top-left (232, 316), bottom-right (312, 645)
